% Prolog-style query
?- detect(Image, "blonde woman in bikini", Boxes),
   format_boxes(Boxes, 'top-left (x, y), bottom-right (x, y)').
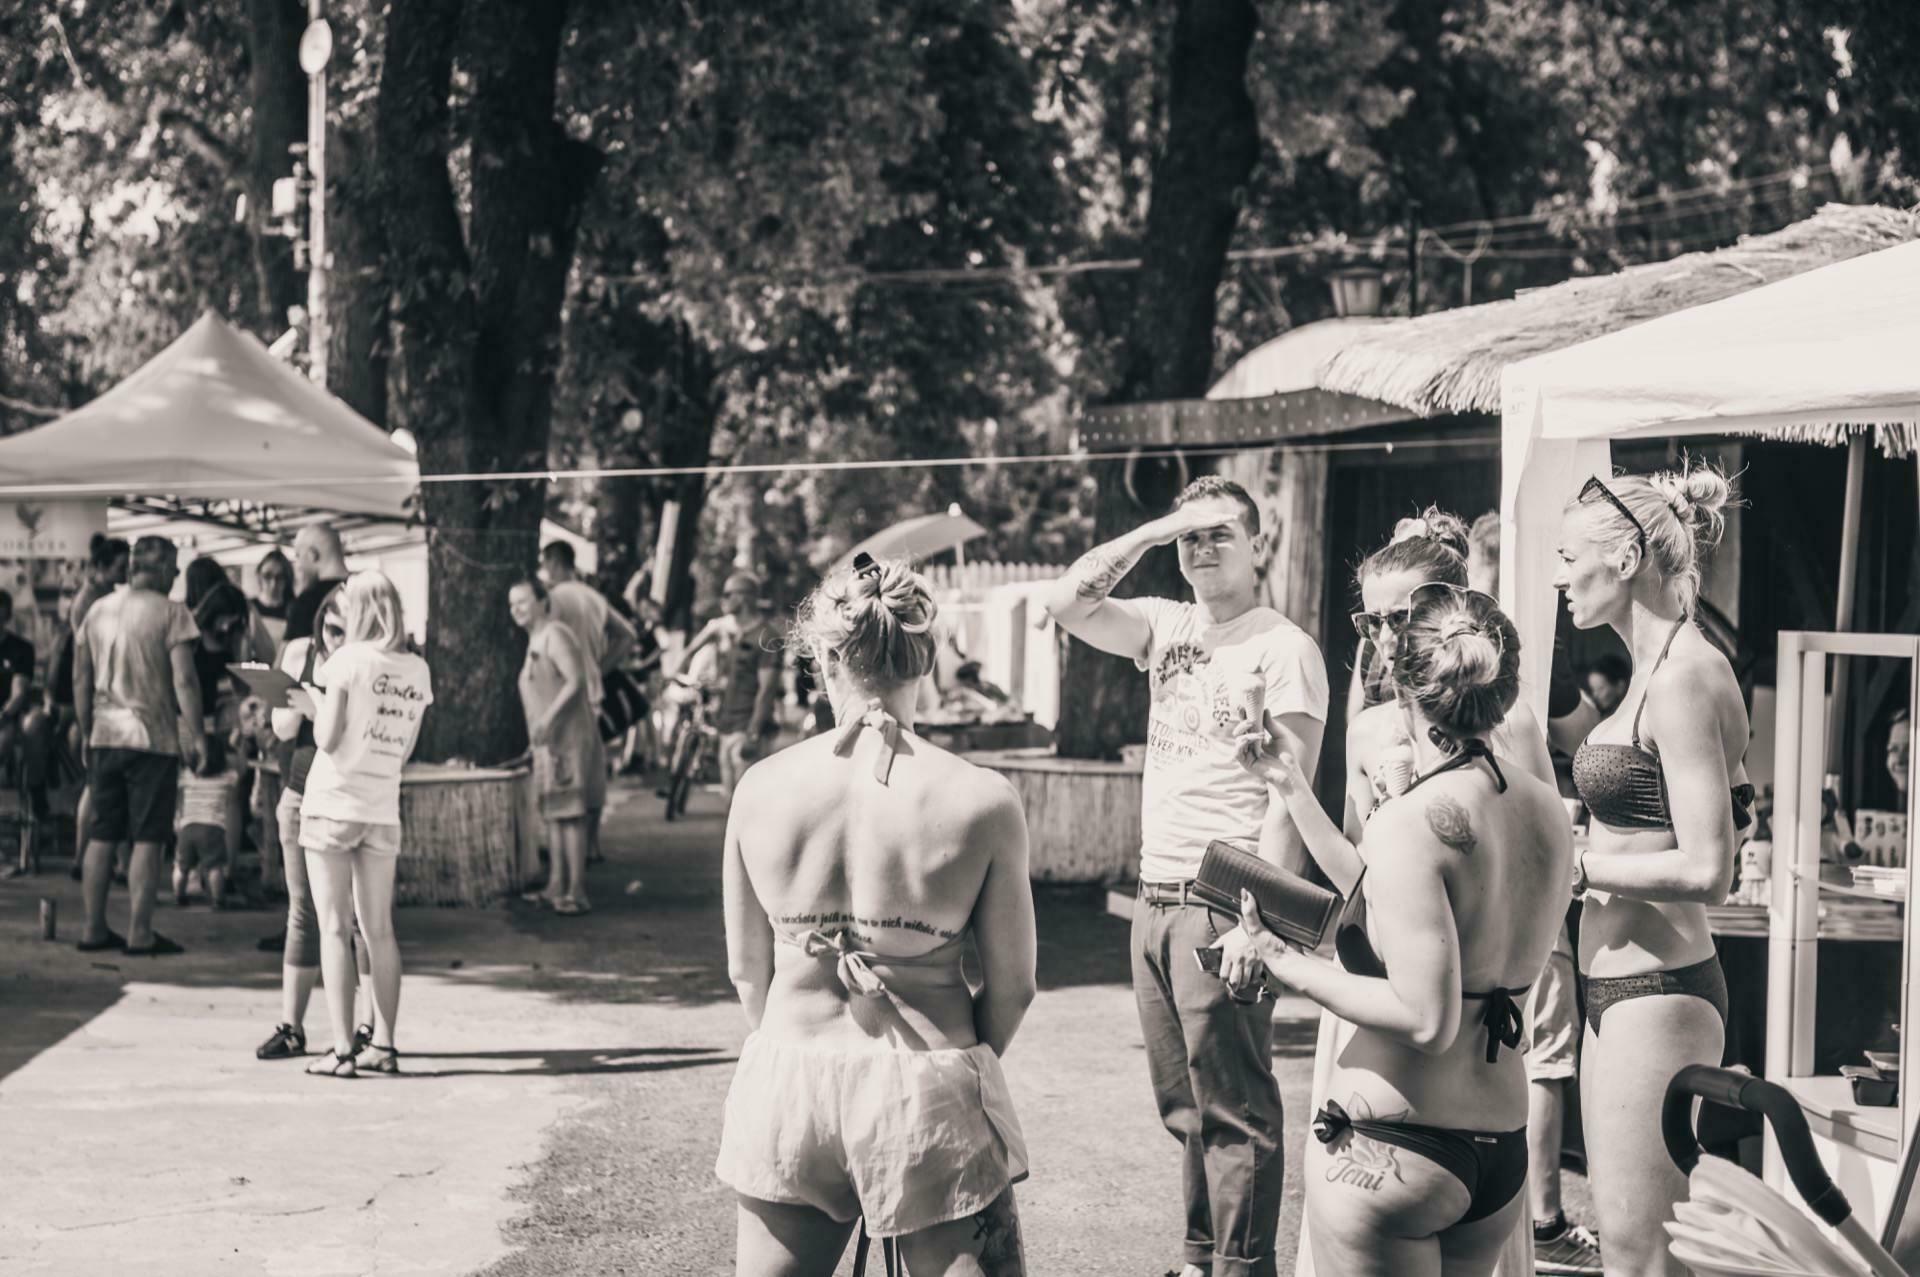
top-left (717, 553), bottom-right (1036, 1276)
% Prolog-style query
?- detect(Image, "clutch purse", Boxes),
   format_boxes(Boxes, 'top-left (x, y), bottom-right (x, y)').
top-left (1191, 840), bottom-right (1339, 948)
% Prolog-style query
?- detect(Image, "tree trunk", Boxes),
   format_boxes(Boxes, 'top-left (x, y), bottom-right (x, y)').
top-left (242, 0), bottom-right (306, 333)
top-left (325, 127), bottom-right (389, 426)
top-left (373, 0), bottom-right (600, 762)
top-left (1056, 0), bottom-right (1261, 760)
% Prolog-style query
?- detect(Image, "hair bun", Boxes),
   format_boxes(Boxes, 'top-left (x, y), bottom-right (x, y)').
top-left (1392, 505), bottom-right (1469, 558)
top-left (1650, 463), bottom-right (1733, 552)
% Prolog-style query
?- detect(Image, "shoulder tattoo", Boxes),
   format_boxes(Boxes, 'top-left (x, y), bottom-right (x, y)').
top-left (1425, 796), bottom-right (1476, 853)
top-left (1073, 549), bottom-right (1135, 601)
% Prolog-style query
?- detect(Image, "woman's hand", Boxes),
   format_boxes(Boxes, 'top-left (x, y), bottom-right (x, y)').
top-left (1209, 889), bottom-right (1295, 994)
top-left (529, 715), bottom-right (552, 747)
top-left (1234, 727), bottom-right (1308, 798)
top-left (284, 686), bottom-right (316, 720)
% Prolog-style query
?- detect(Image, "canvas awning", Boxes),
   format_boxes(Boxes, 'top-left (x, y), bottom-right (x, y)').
top-left (1320, 203), bottom-right (1920, 419)
top-left (0, 311), bottom-right (417, 516)
top-left (1498, 233), bottom-right (1920, 718)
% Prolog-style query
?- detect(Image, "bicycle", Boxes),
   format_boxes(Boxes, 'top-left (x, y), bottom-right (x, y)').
top-left (660, 673), bottom-right (717, 821)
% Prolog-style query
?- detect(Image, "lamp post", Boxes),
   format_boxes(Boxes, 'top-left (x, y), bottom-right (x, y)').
top-left (298, 8), bottom-right (333, 387)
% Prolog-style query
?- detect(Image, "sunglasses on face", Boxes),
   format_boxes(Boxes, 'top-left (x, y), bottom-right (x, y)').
top-left (1578, 476), bottom-right (1649, 554)
top-left (1351, 581), bottom-right (1497, 641)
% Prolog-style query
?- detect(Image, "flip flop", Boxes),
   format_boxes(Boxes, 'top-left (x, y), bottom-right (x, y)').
top-left (124, 934), bottom-right (185, 957)
top-left (519, 890), bottom-right (554, 908)
top-left (76, 930), bottom-right (126, 953)
top-left (553, 898), bottom-right (589, 916)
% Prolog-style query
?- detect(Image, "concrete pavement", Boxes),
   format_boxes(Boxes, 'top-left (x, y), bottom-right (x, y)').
top-left (1, 779), bottom-right (1326, 1275)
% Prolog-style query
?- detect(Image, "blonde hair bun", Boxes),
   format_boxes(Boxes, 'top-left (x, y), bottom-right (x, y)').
top-left (1649, 463), bottom-right (1732, 552)
top-left (794, 556), bottom-right (939, 687)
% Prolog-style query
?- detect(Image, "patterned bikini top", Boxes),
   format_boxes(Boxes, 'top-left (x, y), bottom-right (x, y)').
top-left (1572, 620), bottom-right (1754, 832)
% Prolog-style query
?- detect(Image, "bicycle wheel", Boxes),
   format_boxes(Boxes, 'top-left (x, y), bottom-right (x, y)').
top-left (664, 725), bottom-right (695, 820)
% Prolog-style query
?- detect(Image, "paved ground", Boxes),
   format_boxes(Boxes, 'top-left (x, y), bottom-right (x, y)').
top-left (0, 778), bottom-right (1584, 1275)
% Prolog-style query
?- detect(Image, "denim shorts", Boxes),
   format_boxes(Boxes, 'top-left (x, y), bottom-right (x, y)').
top-left (300, 813), bottom-right (402, 857)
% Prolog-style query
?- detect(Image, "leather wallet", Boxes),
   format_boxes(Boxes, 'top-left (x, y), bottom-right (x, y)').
top-left (1190, 840), bottom-right (1339, 948)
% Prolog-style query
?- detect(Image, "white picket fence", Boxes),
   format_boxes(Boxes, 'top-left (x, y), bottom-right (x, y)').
top-left (925, 561), bottom-right (1065, 731)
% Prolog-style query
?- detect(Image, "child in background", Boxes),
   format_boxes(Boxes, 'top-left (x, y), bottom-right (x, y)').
top-left (174, 732), bottom-right (237, 907)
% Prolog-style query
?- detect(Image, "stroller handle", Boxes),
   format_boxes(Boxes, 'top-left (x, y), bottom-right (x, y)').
top-left (1661, 1064), bottom-right (1853, 1228)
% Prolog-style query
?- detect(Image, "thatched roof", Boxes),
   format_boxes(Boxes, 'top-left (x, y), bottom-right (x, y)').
top-left (1316, 204), bottom-right (1920, 418)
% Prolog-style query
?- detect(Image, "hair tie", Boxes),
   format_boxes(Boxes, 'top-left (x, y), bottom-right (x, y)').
top-left (852, 551), bottom-right (881, 580)
top-left (1436, 615), bottom-right (1479, 643)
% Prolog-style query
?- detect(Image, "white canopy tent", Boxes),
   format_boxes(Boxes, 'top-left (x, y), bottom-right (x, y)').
top-left (0, 311), bottom-right (417, 514)
top-left (0, 311), bottom-right (591, 625)
top-left (1498, 237), bottom-right (1920, 718)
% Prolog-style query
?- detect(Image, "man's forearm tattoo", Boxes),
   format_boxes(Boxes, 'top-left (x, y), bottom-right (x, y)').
top-left (1426, 796), bottom-right (1477, 853)
top-left (1071, 548), bottom-right (1137, 601)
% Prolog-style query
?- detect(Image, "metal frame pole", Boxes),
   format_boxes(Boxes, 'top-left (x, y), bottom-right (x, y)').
top-left (306, 0), bottom-right (328, 387)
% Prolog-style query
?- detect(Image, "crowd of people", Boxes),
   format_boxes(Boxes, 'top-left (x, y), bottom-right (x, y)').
top-left (716, 462), bottom-right (1747, 1277)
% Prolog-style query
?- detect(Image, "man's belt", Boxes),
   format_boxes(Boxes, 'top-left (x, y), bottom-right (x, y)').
top-left (1138, 880), bottom-right (1201, 907)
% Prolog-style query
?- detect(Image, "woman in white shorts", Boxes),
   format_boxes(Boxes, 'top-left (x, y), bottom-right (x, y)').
top-left (294, 573), bottom-right (433, 1079)
top-left (717, 553), bottom-right (1036, 1275)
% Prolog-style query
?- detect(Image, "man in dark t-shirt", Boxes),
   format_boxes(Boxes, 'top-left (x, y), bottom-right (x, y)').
top-left (0, 589), bottom-right (38, 771)
top-left (286, 523), bottom-right (351, 642)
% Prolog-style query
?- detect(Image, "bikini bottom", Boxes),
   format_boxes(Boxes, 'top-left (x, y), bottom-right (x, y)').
top-left (1584, 954), bottom-right (1728, 1035)
top-left (1313, 1101), bottom-right (1528, 1225)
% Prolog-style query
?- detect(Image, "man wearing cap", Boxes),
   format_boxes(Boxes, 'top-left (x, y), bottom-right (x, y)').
top-left (678, 572), bottom-right (780, 803)
top-left (1043, 475), bottom-right (1328, 1277)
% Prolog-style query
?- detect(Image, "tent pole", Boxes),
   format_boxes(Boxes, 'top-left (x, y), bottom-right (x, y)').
top-left (1825, 433), bottom-right (1868, 768)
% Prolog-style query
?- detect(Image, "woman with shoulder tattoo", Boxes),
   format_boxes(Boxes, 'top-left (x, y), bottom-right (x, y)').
top-left (1222, 585), bottom-right (1573, 1276)
top-left (717, 553), bottom-right (1036, 1276)
top-left (1557, 464), bottom-right (1748, 1276)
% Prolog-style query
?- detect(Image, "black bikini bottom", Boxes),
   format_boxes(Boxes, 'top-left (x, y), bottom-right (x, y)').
top-left (1584, 955), bottom-right (1728, 1035)
top-left (1313, 1102), bottom-right (1528, 1225)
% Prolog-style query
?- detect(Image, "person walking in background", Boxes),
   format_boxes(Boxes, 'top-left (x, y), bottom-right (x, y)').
top-left (1042, 476), bottom-right (1329, 1277)
top-left (1228, 586), bottom-right (1572, 1277)
top-left (254, 587), bottom-right (373, 1062)
top-left (539, 540), bottom-right (633, 862)
top-left (717, 553), bottom-right (1035, 1274)
top-left (678, 572), bottom-right (780, 804)
top-left (286, 523), bottom-right (351, 642)
top-left (1558, 464), bottom-right (1747, 1277)
top-left (251, 548), bottom-right (294, 649)
top-left (292, 572), bottom-right (431, 1079)
top-left (56, 535), bottom-right (129, 880)
top-left (73, 536), bottom-right (203, 956)
top-left (509, 577), bottom-right (601, 916)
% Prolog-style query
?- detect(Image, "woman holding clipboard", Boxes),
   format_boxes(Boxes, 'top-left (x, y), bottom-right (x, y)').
top-left (251, 586), bottom-right (374, 1063)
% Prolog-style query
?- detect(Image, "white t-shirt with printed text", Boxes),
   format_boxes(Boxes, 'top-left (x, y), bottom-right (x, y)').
top-left (301, 642), bottom-right (434, 825)
top-left (1133, 599), bottom-right (1329, 883)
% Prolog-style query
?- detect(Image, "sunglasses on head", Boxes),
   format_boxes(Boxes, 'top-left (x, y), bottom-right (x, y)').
top-left (1579, 476), bottom-right (1649, 554)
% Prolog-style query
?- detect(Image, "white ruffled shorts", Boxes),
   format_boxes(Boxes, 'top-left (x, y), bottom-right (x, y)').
top-left (715, 1032), bottom-right (1029, 1238)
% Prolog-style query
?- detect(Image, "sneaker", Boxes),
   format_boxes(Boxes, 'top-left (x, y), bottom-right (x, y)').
top-left (256, 1022), bottom-right (306, 1060)
top-left (1535, 1219), bottom-right (1602, 1274)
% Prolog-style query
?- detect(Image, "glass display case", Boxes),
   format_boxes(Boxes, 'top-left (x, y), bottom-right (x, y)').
top-left (1765, 631), bottom-right (1918, 1230)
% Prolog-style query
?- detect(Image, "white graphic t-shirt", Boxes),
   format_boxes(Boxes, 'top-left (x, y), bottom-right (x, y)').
top-left (1133, 599), bottom-right (1329, 882)
top-left (302, 642), bottom-right (434, 825)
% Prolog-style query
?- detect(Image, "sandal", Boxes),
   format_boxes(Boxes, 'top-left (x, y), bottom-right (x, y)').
top-left (554, 897), bottom-right (592, 916)
top-left (256, 1022), bottom-right (307, 1060)
top-left (354, 1043), bottom-right (401, 1075)
top-left (304, 1048), bottom-right (357, 1078)
top-left (76, 929), bottom-right (126, 953)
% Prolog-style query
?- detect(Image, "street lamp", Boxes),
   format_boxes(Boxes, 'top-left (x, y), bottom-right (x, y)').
top-left (298, 9), bottom-right (333, 386)
top-left (1329, 266), bottom-right (1385, 319)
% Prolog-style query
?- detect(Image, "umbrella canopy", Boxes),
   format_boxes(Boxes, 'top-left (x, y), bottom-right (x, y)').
top-left (833, 510), bottom-right (987, 575)
top-left (0, 311), bottom-right (418, 516)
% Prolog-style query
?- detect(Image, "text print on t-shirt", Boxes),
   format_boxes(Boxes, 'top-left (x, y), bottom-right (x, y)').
top-left (364, 670), bottom-right (428, 755)
top-left (1147, 641), bottom-right (1251, 763)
